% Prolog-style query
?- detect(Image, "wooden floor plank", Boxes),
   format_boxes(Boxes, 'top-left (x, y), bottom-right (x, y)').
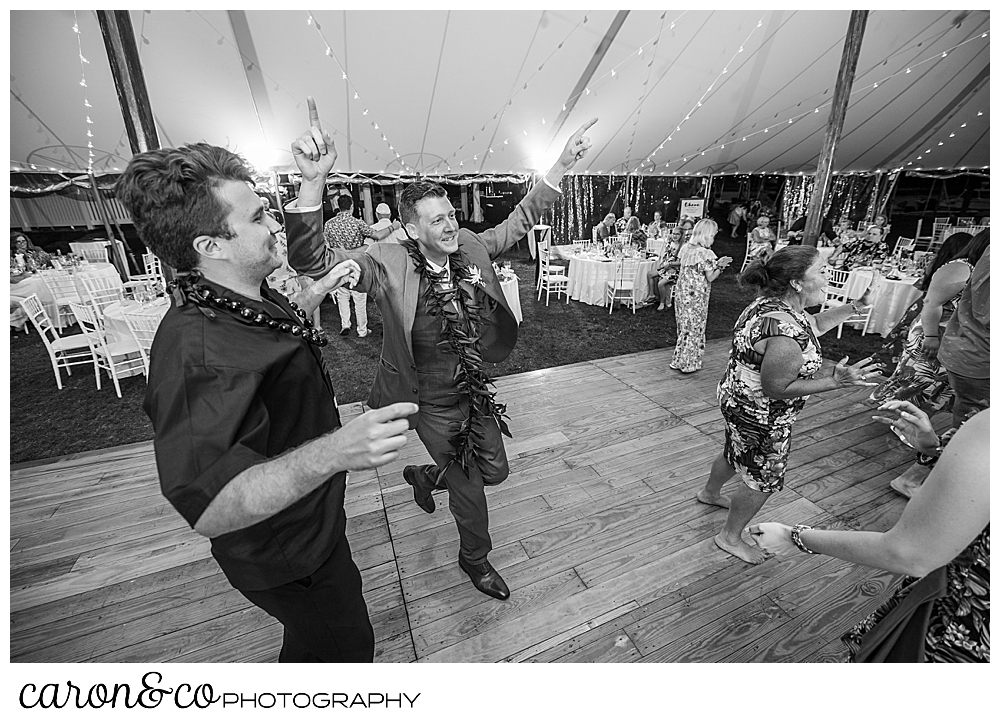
top-left (10, 341), bottom-right (917, 663)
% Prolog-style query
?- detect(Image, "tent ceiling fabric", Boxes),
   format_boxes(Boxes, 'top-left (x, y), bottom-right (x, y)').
top-left (9, 9), bottom-right (990, 177)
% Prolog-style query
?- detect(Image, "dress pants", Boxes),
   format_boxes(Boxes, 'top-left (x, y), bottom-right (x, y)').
top-left (333, 287), bottom-right (368, 334)
top-left (412, 397), bottom-right (509, 565)
top-left (239, 530), bottom-right (375, 663)
top-left (946, 370), bottom-right (990, 429)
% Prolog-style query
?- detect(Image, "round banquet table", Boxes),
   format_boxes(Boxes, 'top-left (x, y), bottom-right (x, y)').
top-left (102, 298), bottom-right (170, 377)
top-left (842, 267), bottom-right (922, 337)
top-left (10, 274), bottom-right (57, 327)
top-left (499, 276), bottom-right (522, 324)
top-left (566, 254), bottom-right (656, 307)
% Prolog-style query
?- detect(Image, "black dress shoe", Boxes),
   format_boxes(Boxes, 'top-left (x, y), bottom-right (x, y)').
top-left (339, 327), bottom-right (351, 336)
top-left (402, 465), bottom-right (435, 514)
top-left (458, 556), bottom-right (510, 601)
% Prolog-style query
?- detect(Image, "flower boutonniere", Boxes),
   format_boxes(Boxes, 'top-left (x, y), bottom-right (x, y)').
top-left (464, 264), bottom-right (486, 289)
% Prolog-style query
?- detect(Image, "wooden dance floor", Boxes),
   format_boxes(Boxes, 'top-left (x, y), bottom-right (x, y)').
top-left (10, 339), bottom-right (918, 663)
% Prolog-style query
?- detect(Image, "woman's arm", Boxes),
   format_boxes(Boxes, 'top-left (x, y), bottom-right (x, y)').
top-left (759, 334), bottom-right (879, 399)
top-left (919, 263), bottom-right (971, 357)
top-left (705, 255), bottom-right (732, 282)
top-left (753, 409), bottom-right (989, 576)
top-left (812, 300), bottom-right (863, 336)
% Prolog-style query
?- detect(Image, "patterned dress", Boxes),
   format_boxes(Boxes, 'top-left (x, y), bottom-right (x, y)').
top-left (868, 259), bottom-right (972, 413)
top-left (717, 297), bottom-right (823, 492)
top-left (670, 245), bottom-right (719, 372)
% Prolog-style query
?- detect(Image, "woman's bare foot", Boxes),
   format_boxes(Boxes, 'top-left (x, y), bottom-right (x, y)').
top-left (697, 490), bottom-right (731, 508)
top-left (714, 533), bottom-right (768, 564)
top-left (657, 304), bottom-right (665, 311)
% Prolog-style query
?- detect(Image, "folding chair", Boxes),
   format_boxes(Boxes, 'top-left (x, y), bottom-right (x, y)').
top-left (536, 249), bottom-right (569, 305)
top-left (893, 237), bottom-right (916, 262)
top-left (18, 294), bottom-right (94, 390)
top-left (69, 240), bottom-right (111, 264)
top-left (606, 258), bottom-right (640, 314)
top-left (69, 302), bottom-right (144, 398)
top-left (957, 217), bottom-right (975, 226)
top-left (822, 269), bottom-right (872, 338)
top-left (78, 273), bottom-right (125, 316)
top-left (38, 268), bottom-right (83, 331)
top-left (122, 308), bottom-right (164, 377)
top-left (645, 237), bottom-right (666, 258)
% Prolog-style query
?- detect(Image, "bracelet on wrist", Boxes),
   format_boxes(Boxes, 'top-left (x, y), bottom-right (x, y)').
top-left (790, 524), bottom-right (819, 554)
top-left (923, 334), bottom-right (938, 338)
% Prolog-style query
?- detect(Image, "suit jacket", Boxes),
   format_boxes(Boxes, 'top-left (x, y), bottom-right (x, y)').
top-left (286, 180), bottom-right (560, 428)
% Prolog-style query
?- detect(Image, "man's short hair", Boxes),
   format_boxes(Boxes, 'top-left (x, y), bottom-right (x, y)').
top-left (337, 194), bottom-right (354, 212)
top-left (115, 143), bottom-right (253, 272)
top-left (399, 181), bottom-right (448, 226)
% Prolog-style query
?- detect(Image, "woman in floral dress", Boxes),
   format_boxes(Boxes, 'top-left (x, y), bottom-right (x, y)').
top-left (752, 403), bottom-right (989, 663)
top-left (645, 226), bottom-right (684, 310)
top-left (696, 247), bottom-right (880, 563)
top-left (870, 232), bottom-right (984, 413)
top-left (670, 219), bottom-right (732, 372)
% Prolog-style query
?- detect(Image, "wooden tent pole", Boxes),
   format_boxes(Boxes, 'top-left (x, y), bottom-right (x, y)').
top-left (87, 172), bottom-right (129, 280)
top-left (804, 10), bottom-right (868, 247)
top-left (97, 11), bottom-right (159, 154)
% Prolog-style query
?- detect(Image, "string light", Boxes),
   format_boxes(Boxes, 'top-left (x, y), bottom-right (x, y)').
top-left (73, 11), bottom-right (95, 171)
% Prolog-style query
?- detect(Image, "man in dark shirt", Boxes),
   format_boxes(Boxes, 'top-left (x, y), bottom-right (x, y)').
top-left (787, 214), bottom-right (837, 245)
top-left (114, 143), bottom-right (416, 663)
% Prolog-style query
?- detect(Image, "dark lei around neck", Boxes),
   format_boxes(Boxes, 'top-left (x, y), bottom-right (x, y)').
top-left (168, 272), bottom-right (328, 347)
top-left (401, 239), bottom-right (511, 482)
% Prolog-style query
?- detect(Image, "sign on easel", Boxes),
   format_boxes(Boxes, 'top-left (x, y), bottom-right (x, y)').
top-left (680, 198), bottom-right (706, 220)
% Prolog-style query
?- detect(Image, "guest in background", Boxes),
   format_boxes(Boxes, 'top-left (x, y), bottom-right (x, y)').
top-left (747, 215), bottom-right (776, 261)
top-left (678, 216), bottom-right (695, 242)
top-left (868, 212), bottom-right (890, 234)
top-left (594, 213), bottom-right (616, 244)
top-left (839, 226), bottom-right (889, 269)
top-left (10, 231), bottom-right (51, 276)
top-left (751, 406), bottom-right (988, 663)
top-left (615, 206), bottom-right (641, 237)
top-left (645, 226), bottom-right (684, 310)
top-left (697, 246), bottom-right (879, 563)
top-left (669, 219), bottom-right (732, 373)
top-left (786, 214), bottom-right (838, 246)
top-left (323, 194), bottom-right (400, 337)
top-left (645, 210), bottom-right (668, 239)
top-left (870, 232), bottom-right (982, 415)
top-left (938, 233), bottom-right (989, 429)
top-left (728, 202), bottom-right (748, 239)
top-left (370, 202), bottom-right (409, 244)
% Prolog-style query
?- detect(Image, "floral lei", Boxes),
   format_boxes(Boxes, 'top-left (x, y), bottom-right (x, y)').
top-left (401, 238), bottom-right (511, 484)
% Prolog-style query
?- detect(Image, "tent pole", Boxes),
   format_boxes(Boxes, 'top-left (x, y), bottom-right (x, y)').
top-left (804, 10), bottom-right (868, 247)
top-left (97, 11), bottom-right (159, 154)
top-left (97, 10), bottom-right (175, 283)
top-left (88, 171), bottom-right (129, 280)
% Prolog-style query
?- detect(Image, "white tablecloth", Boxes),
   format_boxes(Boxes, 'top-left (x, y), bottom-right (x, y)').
top-left (566, 255), bottom-right (656, 307)
top-left (499, 276), bottom-right (522, 323)
top-left (9, 262), bottom-right (118, 328)
top-left (842, 268), bottom-right (921, 336)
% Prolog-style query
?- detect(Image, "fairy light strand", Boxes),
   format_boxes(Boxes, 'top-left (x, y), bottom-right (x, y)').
top-left (73, 11), bottom-right (96, 171)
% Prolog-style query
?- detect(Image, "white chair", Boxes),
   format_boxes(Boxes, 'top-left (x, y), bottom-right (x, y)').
top-left (18, 294), bottom-right (94, 390)
top-left (822, 269), bottom-right (872, 338)
top-left (122, 309), bottom-right (163, 377)
top-left (69, 240), bottom-right (111, 264)
top-left (957, 216), bottom-right (975, 226)
top-left (69, 302), bottom-right (144, 398)
top-left (856, 220), bottom-right (868, 231)
top-left (536, 250), bottom-right (569, 305)
top-left (606, 258), bottom-right (640, 314)
top-left (933, 216), bottom-right (951, 226)
top-left (38, 269), bottom-right (82, 330)
top-left (78, 273), bottom-right (125, 316)
top-left (893, 236), bottom-right (916, 262)
top-left (645, 237), bottom-right (666, 258)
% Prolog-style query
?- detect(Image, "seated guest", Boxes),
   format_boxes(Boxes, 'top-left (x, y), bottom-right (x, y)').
top-left (786, 215), bottom-right (837, 245)
top-left (645, 210), bottom-right (668, 239)
top-left (839, 226), bottom-right (889, 269)
top-left (747, 215), bottom-right (776, 261)
top-left (615, 206), bottom-right (641, 237)
top-left (10, 231), bottom-right (51, 277)
top-left (645, 226), bottom-right (685, 310)
top-left (593, 213), bottom-right (616, 243)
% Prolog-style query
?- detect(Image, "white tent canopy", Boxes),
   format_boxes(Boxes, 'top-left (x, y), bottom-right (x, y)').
top-left (10, 9), bottom-right (990, 178)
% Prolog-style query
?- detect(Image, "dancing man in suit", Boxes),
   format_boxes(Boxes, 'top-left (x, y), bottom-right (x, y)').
top-left (286, 99), bottom-right (596, 600)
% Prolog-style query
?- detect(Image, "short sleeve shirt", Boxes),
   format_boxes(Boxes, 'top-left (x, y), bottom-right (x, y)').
top-left (323, 213), bottom-right (376, 250)
top-left (144, 278), bottom-right (346, 591)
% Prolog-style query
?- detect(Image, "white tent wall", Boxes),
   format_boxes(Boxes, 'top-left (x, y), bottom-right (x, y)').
top-left (10, 9), bottom-right (989, 178)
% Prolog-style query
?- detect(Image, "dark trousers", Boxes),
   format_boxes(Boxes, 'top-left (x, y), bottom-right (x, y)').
top-left (412, 398), bottom-right (509, 565)
top-left (946, 370), bottom-right (990, 429)
top-left (239, 531), bottom-right (374, 663)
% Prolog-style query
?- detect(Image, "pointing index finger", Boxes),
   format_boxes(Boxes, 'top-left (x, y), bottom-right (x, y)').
top-left (307, 96), bottom-right (322, 131)
top-left (576, 117), bottom-right (598, 135)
